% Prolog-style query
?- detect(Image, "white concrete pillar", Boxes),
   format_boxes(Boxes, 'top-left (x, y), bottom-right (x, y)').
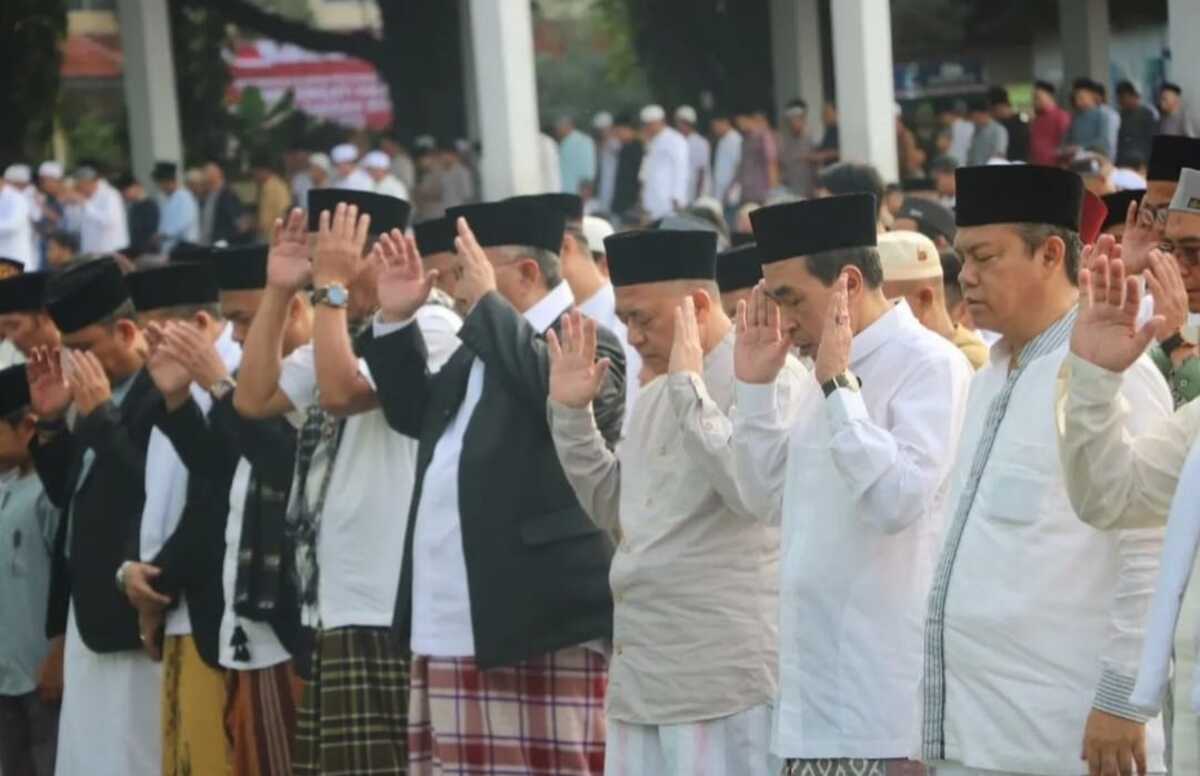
top-left (115, 0), bottom-right (183, 183)
top-left (458, 0), bottom-right (481, 146)
top-left (1057, 0), bottom-right (1110, 90)
top-left (464, 0), bottom-right (542, 200)
top-left (1168, 0), bottom-right (1200, 131)
top-left (770, 0), bottom-right (824, 135)
top-left (830, 0), bottom-right (899, 182)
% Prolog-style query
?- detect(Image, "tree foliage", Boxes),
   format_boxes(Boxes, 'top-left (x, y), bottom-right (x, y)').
top-left (0, 0), bottom-right (67, 164)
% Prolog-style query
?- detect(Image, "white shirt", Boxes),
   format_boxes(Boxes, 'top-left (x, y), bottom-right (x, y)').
top-left (0, 184), bottom-right (34, 266)
top-left (578, 282), bottom-right (641, 420)
top-left (280, 306), bottom-right (461, 630)
top-left (926, 319), bottom-right (1168, 774)
top-left (333, 167), bottom-right (374, 193)
top-left (640, 127), bottom-right (690, 220)
top-left (712, 129), bottom-right (743, 206)
top-left (733, 301), bottom-right (973, 759)
top-left (949, 119), bottom-right (974, 165)
top-left (380, 283), bottom-right (574, 656)
top-left (540, 133), bottom-right (562, 194)
top-left (79, 179), bottom-right (129, 254)
top-left (371, 174), bottom-right (410, 201)
top-left (684, 132), bottom-right (712, 201)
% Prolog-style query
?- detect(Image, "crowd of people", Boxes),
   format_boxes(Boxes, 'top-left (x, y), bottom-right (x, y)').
top-left (3, 73), bottom-right (1200, 776)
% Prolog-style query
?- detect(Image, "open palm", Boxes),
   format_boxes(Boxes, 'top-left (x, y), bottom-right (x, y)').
top-left (1071, 255), bottom-right (1160, 374)
top-left (26, 347), bottom-right (70, 420)
top-left (375, 229), bottom-right (435, 321)
top-left (267, 208), bottom-right (312, 291)
top-left (548, 310), bottom-right (610, 409)
top-left (735, 283), bottom-right (791, 384)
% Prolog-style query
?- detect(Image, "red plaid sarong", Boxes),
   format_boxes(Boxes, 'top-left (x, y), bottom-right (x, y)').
top-left (407, 646), bottom-right (607, 775)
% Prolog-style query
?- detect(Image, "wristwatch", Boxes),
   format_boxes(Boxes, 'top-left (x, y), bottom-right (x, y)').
top-left (821, 371), bottom-right (861, 398)
top-left (1161, 332), bottom-right (1186, 357)
top-left (115, 560), bottom-right (133, 594)
top-left (311, 283), bottom-right (349, 309)
top-left (209, 376), bottom-right (237, 401)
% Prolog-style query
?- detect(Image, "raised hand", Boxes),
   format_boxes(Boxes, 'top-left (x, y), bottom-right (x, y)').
top-left (65, 350), bottom-right (112, 416)
top-left (26, 346), bottom-right (71, 420)
top-left (143, 322), bottom-right (192, 398)
top-left (547, 309), bottom-right (611, 409)
top-left (1118, 198), bottom-right (1159, 276)
top-left (669, 296), bottom-right (704, 375)
top-left (267, 208), bottom-right (312, 291)
top-left (453, 216), bottom-right (498, 312)
top-left (734, 282), bottom-right (791, 384)
top-left (159, 321), bottom-right (228, 391)
top-left (1144, 249), bottom-right (1190, 342)
top-left (313, 202), bottom-right (371, 287)
top-left (375, 229), bottom-right (436, 322)
top-left (1071, 253), bottom-right (1161, 374)
top-left (814, 274), bottom-right (853, 384)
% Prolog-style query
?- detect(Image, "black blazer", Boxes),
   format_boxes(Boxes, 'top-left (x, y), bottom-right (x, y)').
top-left (33, 370), bottom-right (159, 653)
top-left (360, 292), bottom-right (626, 669)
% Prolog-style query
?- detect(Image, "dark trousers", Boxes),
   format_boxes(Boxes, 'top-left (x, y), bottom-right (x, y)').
top-left (0, 692), bottom-right (59, 776)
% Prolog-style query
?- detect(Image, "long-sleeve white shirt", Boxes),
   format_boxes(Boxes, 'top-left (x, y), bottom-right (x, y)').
top-left (79, 180), bottom-right (129, 254)
top-left (156, 188), bottom-right (200, 253)
top-left (371, 174), bottom-right (410, 201)
top-left (640, 127), bottom-right (690, 220)
top-left (0, 185), bottom-right (34, 266)
top-left (684, 132), bottom-right (712, 201)
top-left (712, 130), bottom-right (743, 206)
top-left (922, 311), bottom-right (1168, 774)
top-left (733, 301), bottom-right (972, 759)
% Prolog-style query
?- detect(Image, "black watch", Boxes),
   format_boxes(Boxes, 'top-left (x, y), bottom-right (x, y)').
top-left (821, 371), bottom-right (861, 398)
top-left (1161, 332), bottom-right (1186, 357)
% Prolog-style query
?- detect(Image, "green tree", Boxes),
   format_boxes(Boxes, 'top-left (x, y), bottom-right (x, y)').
top-left (0, 0), bottom-right (67, 163)
top-left (170, 1), bottom-right (236, 166)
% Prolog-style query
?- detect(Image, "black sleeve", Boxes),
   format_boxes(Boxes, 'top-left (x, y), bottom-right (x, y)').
top-left (155, 396), bottom-right (240, 485)
top-left (591, 327), bottom-right (627, 448)
top-left (359, 322), bottom-right (434, 439)
top-left (30, 431), bottom-right (75, 509)
top-left (74, 400), bottom-right (149, 505)
top-left (456, 292), bottom-right (551, 412)
top-left (211, 398), bottom-right (297, 485)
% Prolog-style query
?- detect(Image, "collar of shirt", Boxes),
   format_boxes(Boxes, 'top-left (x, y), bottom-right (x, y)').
top-left (576, 282), bottom-right (614, 323)
top-left (850, 299), bottom-right (916, 367)
top-left (523, 281), bottom-right (575, 334)
top-left (987, 306), bottom-right (1078, 370)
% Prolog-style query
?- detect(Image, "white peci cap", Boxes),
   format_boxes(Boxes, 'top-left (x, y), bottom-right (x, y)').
top-left (877, 230), bottom-right (943, 282)
top-left (38, 161), bottom-right (64, 180)
top-left (330, 143), bottom-right (359, 164)
top-left (674, 105), bottom-right (698, 124)
top-left (362, 150), bottom-right (391, 170)
top-left (640, 104), bottom-right (666, 124)
top-left (592, 111), bottom-right (614, 130)
top-left (582, 215), bottom-right (615, 255)
top-left (4, 164), bottom-right (31, 184)
top-left (308, 152), bottom-right (332, 173)
top-left (1169, 167), bottom-right (1200, 214)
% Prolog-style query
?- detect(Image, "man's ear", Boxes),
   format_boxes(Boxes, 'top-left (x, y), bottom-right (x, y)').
top-left (115, 318), bottom-right (140, 347)
top-left (918, 285), bottom-right (936, 310)
top-left (193, 309), bottom-right (214, 331)
top-left (841, 265), bottom-right (865, 296)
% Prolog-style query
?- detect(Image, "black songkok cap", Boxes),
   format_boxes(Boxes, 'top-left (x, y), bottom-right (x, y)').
top-left (169, 241), bottom-right (211, 265)
top-left (45, 257), bottom-right (130, 334)
top-left (209, 244), bottom-right (268, 291)
top-left (731, 231), bottom-right (755, 248)
top-left (0, 365), bottom-right (30, 418)
top-left (750, 193), bottom-right (879, 264)
top-left (508, 193), bottom-right (584, 225)
top-left (1147, 135), bottom-right (1200, 183)
top-left (954, 165), bottom-right (1084, 231)
top-left (900, 177), bottom-right (936, 193)
top-left (125, 263), bottom-right (219, 312)
top-left (716, 243), bottom-right (763, 293)
top-left (604, 229), bottom-right (717, 288)
top-left (0, 271), bottom-right (49, 315)
top-left (447, 199), bottom-right (565, 254)
top-left (897, 197), bottom-right (956, 242)
top-left (413, 217), bottom-right (457, 256)
top-left (306, 189), bottom-right (411, 234)
top-left (152, 161), bottom-right (178, 181)
top-left (1101, 189), bottom-right (1145, 230)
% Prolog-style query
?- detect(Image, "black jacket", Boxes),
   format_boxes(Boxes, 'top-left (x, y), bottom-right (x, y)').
top-left (360, 292), bottom-right (625, 669)
top-left (33, 370), bottom-right (159, 652)
top-left (126, 198), bottom-right (160, 258)
top-left (613, 141), bottom-right (644, 217)
top-left (209, 186), bottom-right (245, 245)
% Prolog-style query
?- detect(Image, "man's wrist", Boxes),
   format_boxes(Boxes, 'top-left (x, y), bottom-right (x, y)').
top-left (115, 560), bottom-right (133, 594)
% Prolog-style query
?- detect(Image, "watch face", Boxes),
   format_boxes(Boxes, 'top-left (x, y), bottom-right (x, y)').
top-left (327, 285), bottom-right (349, 306)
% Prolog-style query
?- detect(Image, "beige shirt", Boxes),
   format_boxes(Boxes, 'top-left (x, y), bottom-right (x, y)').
top-left (549, 332), bottom-right (801, 725)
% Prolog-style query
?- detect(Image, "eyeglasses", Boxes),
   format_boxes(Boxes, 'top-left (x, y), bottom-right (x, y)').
top-left (1158, 241), bottom-right (1200, 267)
top-left (1139, 204), bottom-right (1171, 229)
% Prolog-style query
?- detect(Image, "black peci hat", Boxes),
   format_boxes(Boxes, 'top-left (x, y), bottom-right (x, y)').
top-left (954, 165), bottom-right (1084, 231)
top-left (152, 161), bottom-right (178, 181)
top-left (447, 199), bottom-right (565, 254)
top-left (169, 241), bottom-right (211, 265)
top-left (306, 189), bottom-right (412, 234)
top-left (1147, 135), bottom-right (1200, 183)
top-left (1101, 189), bottom-right (1145, 230)
top-left (0, 271), bottom-right (48, 315)
top-left (897, 197), bottom-right (956, 243)
top-left (209, 244), bottom-right (269, 291)
top-left (716, 243), bottom-right (763, 293)
top-left (0, 365), bottom-right (30, 419)
top-left (413, 217), bottom-right (458, 257)
top-left (507, 193), bottom-right (584, 225)
top-left (125, 263), bottom-right (220, 312)
top-left (44, 257), bottom-right (131, 334)
top-left (604, 229), bottom-right (717, 288)
top-left (750, 194), bottom-right (879, 265)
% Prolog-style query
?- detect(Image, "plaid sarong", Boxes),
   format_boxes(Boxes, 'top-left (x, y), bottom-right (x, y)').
top-left (783, 759), bottom-right (926, 776)
top-left (224, 661), bottom-right (303, 776)
top-left (294, 627), bottom-right (410, 776)
top-left (408, 646), bottom-right (607, 775)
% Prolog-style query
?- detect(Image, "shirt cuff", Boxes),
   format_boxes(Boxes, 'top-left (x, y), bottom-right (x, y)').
top-left (1065, 352), bottom-right (1124, 406)
top-left (823, 385), bottom-right (869, 429)
top-left (1093, 668), bottom-right (1152, 724)
top-left (549, 399), bottom-right (598, 437)
top-left (372, 311), bottom-right (414, 338)
top-left (735, 379), bottom-right (778, 418)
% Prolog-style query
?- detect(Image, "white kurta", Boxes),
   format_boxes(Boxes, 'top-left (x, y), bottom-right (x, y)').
top-left (733, 301), bottom-right (972, 760)
top-left (924, 313), bottom-right (1169, 775)
top-left (0, 184), bottom-right (34, 266)
top-left (640, 128), bottom-right (690, 220)
top-left (78, 180), bottom-right (129, 254)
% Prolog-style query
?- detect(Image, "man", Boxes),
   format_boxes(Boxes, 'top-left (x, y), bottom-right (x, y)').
top-left (879, 230), bottom-right (988, 369)
top-left (941, 100), bottom-right (974, 168)
top-left (930, 155), bottom-right (958, 209)
top-left (121, 261), bottom-right (241, 776)
top-left (711, 112), bottom-right (743, 209)
top-left (816, 162), bottom-right (887, 229)
top-left (640, 104), bottom-right (690, 220)
top-left (358, 198), bottom-right (626, 773)
top-left (363, 150), bottom-right (410, 201)
top-left (154, 162), bottom-right (200, 254)
top-left (0, 271), bottom-right (59, 357)
top-left (141, 244), bottom-right (310, 776)
top-left (251, 157), bottom-right (292, 241)
top-left (0, 173), bottom-right (35, 267)
top-left (593, 112), bottom-right (620, 214)
top-left (966, 98), bottom-right (1009, 166)
top-left (44, 232), bottom-right (77, 271)
top-left (329, 143), bottom-right (373, 192)
top-left (548, 228), bottom-right (793, 775)
top-left (1158, 82), bottom-right (1198, 138)
top-left (988, 86), bottom-right (1029, 162)
top-left (29, 257), bottom-right (162, 774)
top-left (1030, 80), bottom-right (1073, 166)
top-left (733, 193), bottom-right (971, 775)
top-left (411, 216), bottom-right (462, 307)
top-left (895, 197), bottom-right (956, 249)
top-left (1118, 81), bottom-right (1158, 169)
top-left (117, 173), bottom-right (161, 259)
top-left (897, 109), bottom-right (927, 181)
top-left (777, 100), bottom-right (815, 198)
top-left (557, 116), bottom-right (597, 198)
top-left (1095, 81), bottom-right (1122, 162)
top-left (201, 162), bottom-right (244, 246)
top-left (235, 190), bottom-right (453, 775)
top-left (307, 152), bottom-right (332, 192)
top-left (0, 365), bottom-right (62, 776)
top-left (612, 115), bottom-right (644, 224)
top-left (583, 215), bottom-right (615, 276)
top-left (734, 108), bottom-right (779, 207)
top-left (813, 101), bottom-right (840, 165)
top-left (675, 105), bottom-right (712, 201)
top-left (1073, 152), bottom-right (1116, 196)
top-left (436, 142), bottom-right (476, 212)
top-left (715, 240), bottom-right (761, 318)
top-left (185, 167), bottom-right (207, 202)
top-left (920, 164), bottom-right (1169, 776)
top-left (1066, 78), bottom-right (1113, 158)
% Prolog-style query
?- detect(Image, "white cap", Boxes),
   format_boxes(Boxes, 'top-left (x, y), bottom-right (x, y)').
top-left (592, 111), bottom-right (614, 130)
top-left (362, 150), bottom-right (391, 170)
top-left (878, 230), bottom-right (943, 282)
top-left (1169, 168), bottom-right (1200, 214)
top-left (674, 105), bottom-right (698, 124)
top-left (309, 152), bottom-right (332, 173)
top-left (38, 161), bottom-right (63, 179)
top-left (330, 143), bottom-right (359, 164)
top-left (3, 164), bottom-right (31, 184)
top-left (640, 104), bottom-right (666, 124)
top-left (582, 216), bottom-right (615, 255)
